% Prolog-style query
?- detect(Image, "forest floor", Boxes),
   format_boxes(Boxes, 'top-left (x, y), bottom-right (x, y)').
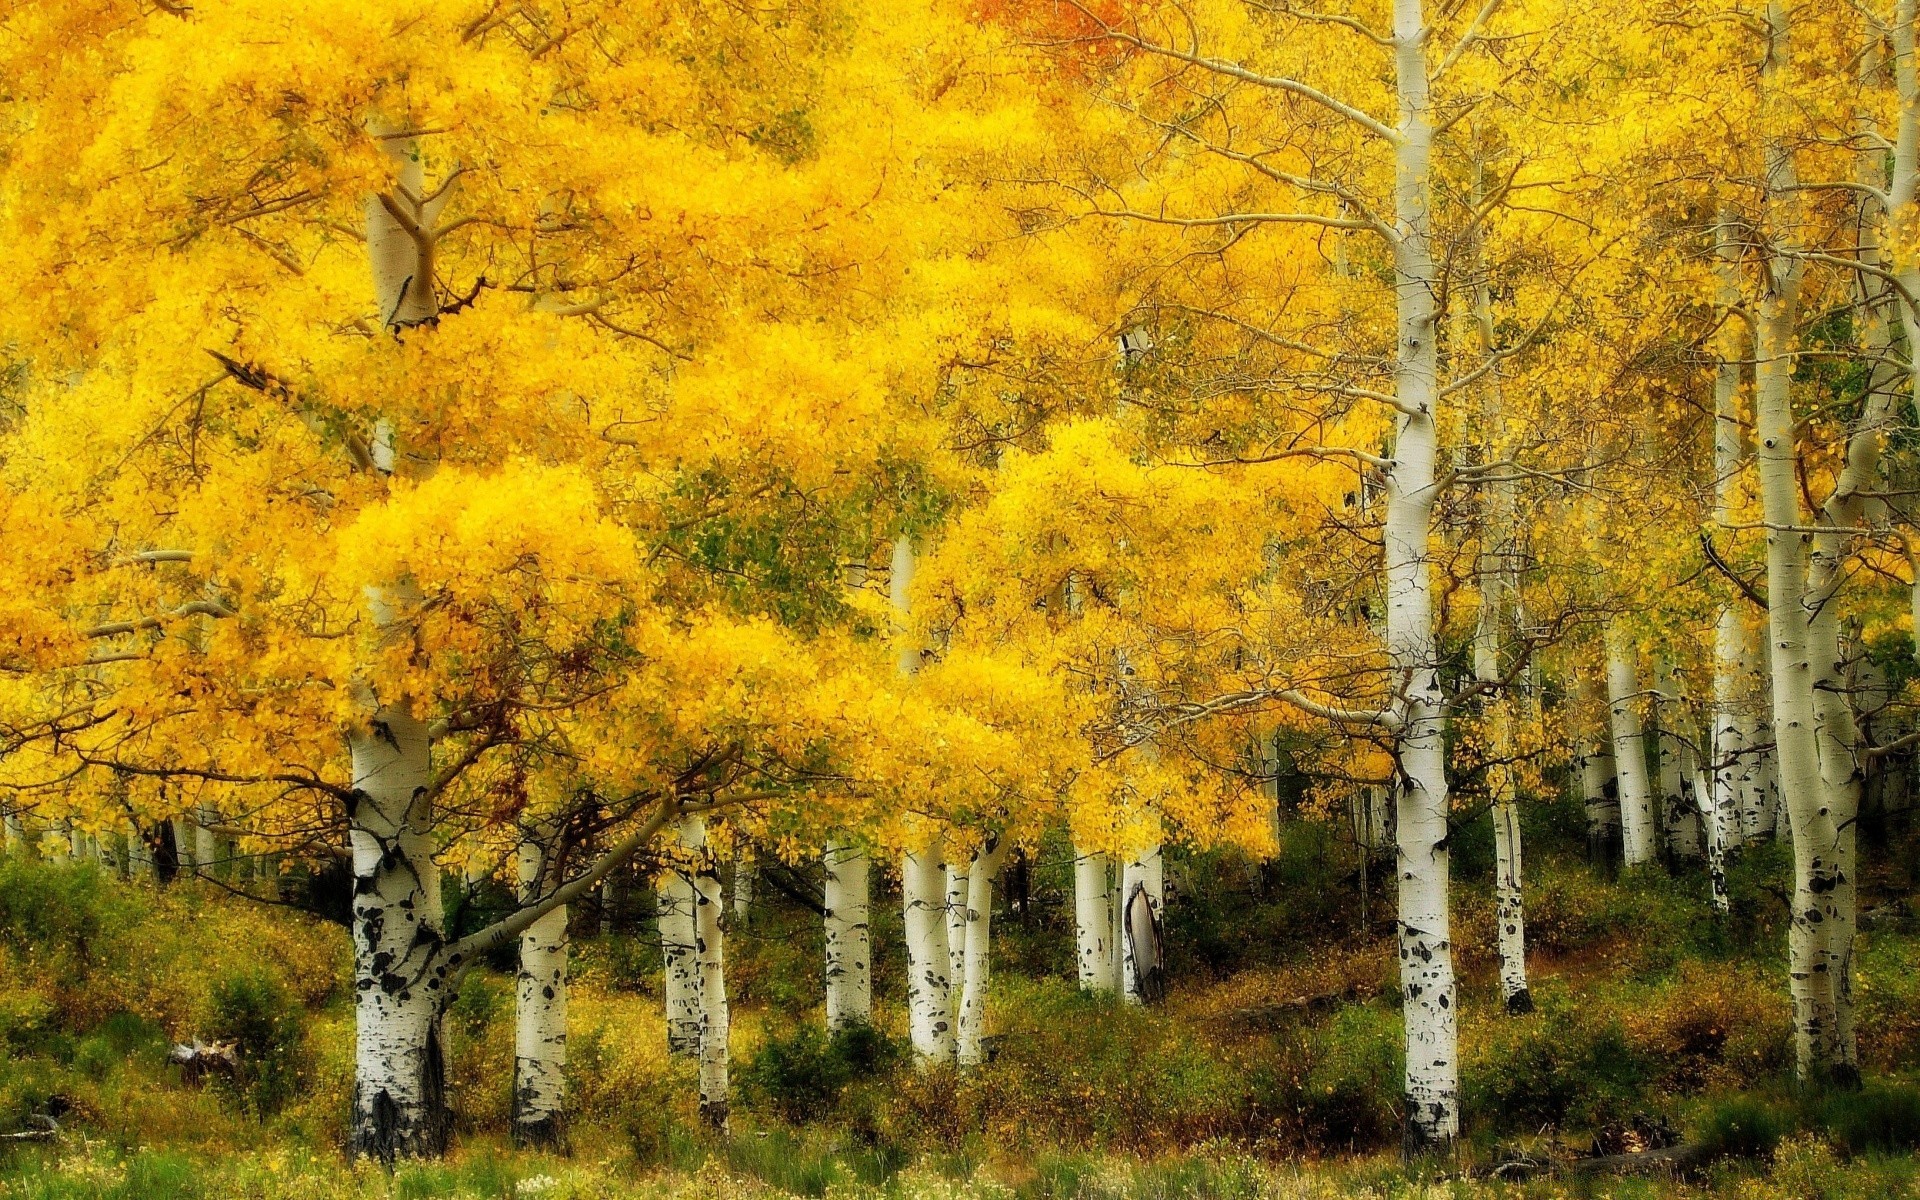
top-left (0, 804), bottom-right (1916, 1199)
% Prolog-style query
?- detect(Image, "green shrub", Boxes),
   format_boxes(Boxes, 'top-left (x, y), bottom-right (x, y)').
top-left (206, 969), bottom-right (304, 1115)
top-left (1691, 1093), bottom-right (1790, 1161)
top-left (741, 1022), bottom-right (906, 1123)
top-left (1465, 988), bottom-right (1650, 1133)
top-left (1820, 1082), bottom-right (1920, 1156)
top-left (1298, 1002), bottom-right (1402, 1148)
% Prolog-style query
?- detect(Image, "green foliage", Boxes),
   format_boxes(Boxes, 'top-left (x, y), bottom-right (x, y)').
top-left (740, 1022), bottom-right (906, 1124)
top-left (205, 969), bottom-right (304, 1116)
top-left (1297, 1003), bottom-right (1403, 1148)
top-left (1820, 1083), bottom-right (1920, 1157)
top-left (1691, 1094), bottom-right (1791, 1162)
top-left (0, 859), bottom-right (140, 984)
top-left (1465, 986), bottom-right (1649, 1133)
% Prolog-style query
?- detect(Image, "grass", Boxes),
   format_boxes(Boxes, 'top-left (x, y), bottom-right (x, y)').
top-left (0, 819), bottom-right (1914, 1199)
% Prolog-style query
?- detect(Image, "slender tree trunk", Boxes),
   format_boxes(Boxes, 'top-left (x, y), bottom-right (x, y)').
top-left (903, 846), bottom-right (954, 1064)
top-left (1576, 672), bottom-right (1622, 870)
top-left (1074, 846), bottom-right (1115, 992)
top-left (954, 838), bottom-right (1006, 1067)
top-left (512, 831), bottom-right (568, 1148)
top-left (1654, 664), bottom-right (1701, 862)
top-left (731, 857), bottom-right (754, 923)
top-left (943, 860), bottom-right (968, 1031)
top-left (1605, 628), bottom-right (1659, 868)
top-left (695, 839), bottom-right (730, 1128)
top-left (1382, 0), bottom-right (1459, 1152)
top-left (1470, 223), bottom-right (1530, 1015)
top-left (1710, 211), bottom-right (1755, 865)
top-left (823, 840), bottom-right (872, 1029)
top-left (660, 816), bottom-right (704, 1057)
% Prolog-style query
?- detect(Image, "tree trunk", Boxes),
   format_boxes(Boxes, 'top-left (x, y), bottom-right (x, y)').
top-left (512, 833), bottom-right (568, 1149)
top-left (695, 839), bottom-right (730, 1129)
top-left (659, 816), bottom-right (704, 1057)
top-left (954, 838), bottom-right (1006, 1067)
top-left (823, 840), bottom-right (872, 1029)
top-left (1576, 672), bottom-right (1622, 871)
top-left (1752, 0), bottom-right (1854, 1078)
top-left (1382, 0), bottom-right (1458, 1153)
top-left (1654, 665), bottom-right (1701, 862)
top-left (1605, 628), bottom-right (1659, 868)
top-left (943, 860), bottom-right (968, 1030)
top-left (348, 708), bottom-right (453, 1163)
top-left (731, 857), bottom-right (754, 923)
top-left (1074, 846), bottom-right (1115, 993)
top-left (903, 846), bottom-right (954, 1063)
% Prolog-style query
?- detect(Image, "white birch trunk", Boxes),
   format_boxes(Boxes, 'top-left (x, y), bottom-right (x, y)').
top-left (1470, 242), bottom-right (1530, 1015)
top-left (943, 861), bottom-right (968, 1030)
top-left (1753, 0), bottom-right (1854, 1080)
top-left (1575, 672), bottom-right (1621, 867)
top-left (1605, 629), bottom-right (1659, 868)
top-left (694, 844), bottom-right (730, 1128)
top-left (1654, 665), bottom-right (1701, 861)
top-left (659, 815), bottom-right (704, 1057)
top-left (823, 840), bottom-right (872, 1029)
top-left (903, 846), bottom-right (954, 1063)
top-left (1382, 0), bottom-right (1458, 1150)
top-left (512, 833), bottom-right (567, 1147)
top-left (731, 858), bottom-right (754, 923)
top-left (1710, 211), bottom-right (1755, 863)
top-left (1074, 846), bottom-right (1115, 992)
top-left (954, 838), bottom-right (1007, 1067)
top-left (348, 708), bottom-right (452, 1161)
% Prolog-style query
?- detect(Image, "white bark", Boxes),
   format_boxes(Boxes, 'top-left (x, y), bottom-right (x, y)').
top-left (1074, 846), bottom-right (1115, 992)
top-left (1654, 664), bottom-right (1701, 861)
top-left (1470, 266), bottom-right (1530, 1015)
top-left (731, 858), bottom-right (754, 922)
top-left (954, 838), bottom-right (1007, 1067)
top-left (823, 840), bottom-right (872, 1029)
top-left (348, 707), bottom-right (452, 1161)
top-left (1710, 212), bottom-right (1756, 862)
top-left (512, 832), bottom-right (567, 1147)
top-left (903, 846), bottom-right (954, 1063)
top-left (1380, 0), bottom-right (1458, 1151)
top-left (1605, 629), bottom-right (1659, 868)
top-left (659, 815), bottom-right (704, 1057)
top-left (1118, 843), bottom-right (1164, 1004)
top-left (943, 860), bottom-right (968, 1030)
top-left (1698, 764), bottom-right (1731, 913)
top-left (694, 841), bottom-right (730, 1128)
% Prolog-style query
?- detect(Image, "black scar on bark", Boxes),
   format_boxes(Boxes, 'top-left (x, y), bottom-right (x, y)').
top-left (1505, 987), bottom-right (1535, 1015)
